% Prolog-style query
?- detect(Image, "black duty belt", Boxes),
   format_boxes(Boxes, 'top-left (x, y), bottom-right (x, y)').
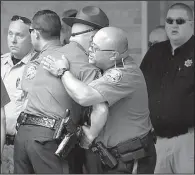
top-left (16, 112), bottom-right (61, 130)
top-left (6, 134), bottom-right (15, 145)
top-left (108, 131), bottom-right (155, 162)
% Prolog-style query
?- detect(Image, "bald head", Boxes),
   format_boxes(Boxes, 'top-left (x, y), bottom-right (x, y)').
top-left (93, 27), bottom-right (128, 54)
top-left (149, 25), bottom-right (168, 47)
top-left (88, 27), bottom-right (129, 71)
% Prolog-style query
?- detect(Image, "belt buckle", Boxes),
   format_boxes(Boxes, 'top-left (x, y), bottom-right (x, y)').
top-left (42, 117), bottom-right (56, 129)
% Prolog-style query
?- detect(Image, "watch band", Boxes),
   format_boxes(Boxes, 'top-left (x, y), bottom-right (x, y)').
top-left (57, 68), bottom-right (68, 79)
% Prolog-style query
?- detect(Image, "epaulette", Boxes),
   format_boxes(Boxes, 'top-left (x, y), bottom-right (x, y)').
top-left (1, 52), bottom-right (11, 59)
top-left (1, 53), bottom-right (11, 64)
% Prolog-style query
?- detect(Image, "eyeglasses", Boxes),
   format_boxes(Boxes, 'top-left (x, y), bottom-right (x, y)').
top-left (29, 28), bottom-right (35, 34)
top-left (148, 41), bottom-right (158, 48)
top-left (71, 28), bottom-right (96, 36)
top-left (166, 17), bottom-right (192, 25)
top-left (29, 28), bottom-right (43, 34)
top-left (11, 15), bottom-right (31, 25)
top-left (90, 42), bottom-right (115, 53)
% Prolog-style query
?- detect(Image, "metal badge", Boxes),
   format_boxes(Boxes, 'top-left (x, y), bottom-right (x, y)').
top-left (184, 59), bottom-right (193, 67)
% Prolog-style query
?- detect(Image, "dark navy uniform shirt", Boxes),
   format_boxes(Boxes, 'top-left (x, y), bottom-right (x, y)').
top-left (140, 36), bottom-right (194, 138)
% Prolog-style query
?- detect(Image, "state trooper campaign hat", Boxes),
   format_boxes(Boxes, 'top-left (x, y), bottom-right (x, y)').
top-left (62, 6), bottom-right (109, 29)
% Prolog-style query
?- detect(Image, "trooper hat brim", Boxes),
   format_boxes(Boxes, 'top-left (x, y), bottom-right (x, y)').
top-left (62, 17), bottom-right (104, 29)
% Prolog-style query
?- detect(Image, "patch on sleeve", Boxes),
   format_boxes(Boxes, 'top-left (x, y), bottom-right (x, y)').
top-left (25, 64), bottom-right (37, 80)
top-left (104, 68), bottom-right (123, 83)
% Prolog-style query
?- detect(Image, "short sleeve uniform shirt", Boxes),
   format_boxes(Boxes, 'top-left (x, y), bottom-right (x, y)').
top-left (90, 57), bottom-right (152, 147)
top-left (23, 41), bottom-right (101, 124)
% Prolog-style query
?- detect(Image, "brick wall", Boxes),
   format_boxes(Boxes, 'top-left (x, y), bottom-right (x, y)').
top-left (1, 1), bottom-right (142, 65)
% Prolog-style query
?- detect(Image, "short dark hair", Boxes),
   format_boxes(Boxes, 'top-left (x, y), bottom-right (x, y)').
top-left (169, 3), bottom-right (194, 20)
top-left (32, 10), bottom-right (61, 40)
top-left (11, 15), bottom-right (31, 26)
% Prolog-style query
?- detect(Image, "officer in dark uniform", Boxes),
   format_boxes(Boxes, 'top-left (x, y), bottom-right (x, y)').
top-left (14, 7), bottom-right (109, 174)
top-left (42, 27), bottom-right (157, 173)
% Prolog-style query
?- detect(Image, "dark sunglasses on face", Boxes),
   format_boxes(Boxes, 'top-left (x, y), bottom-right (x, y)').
top-left (11, 15), bottom-right (31, 25)
top-left (166, 17), bottom-right (192, 25)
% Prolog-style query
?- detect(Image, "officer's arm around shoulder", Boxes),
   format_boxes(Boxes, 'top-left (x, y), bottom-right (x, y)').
top-left (62, 71), bottom-right (105, 107)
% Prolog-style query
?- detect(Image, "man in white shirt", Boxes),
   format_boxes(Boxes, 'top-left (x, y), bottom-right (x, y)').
top-left (1, 15), bottom-right (38, 173)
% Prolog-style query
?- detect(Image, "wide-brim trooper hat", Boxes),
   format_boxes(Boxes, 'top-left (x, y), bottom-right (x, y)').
top-left (62, 6), bottom-right (109, 29)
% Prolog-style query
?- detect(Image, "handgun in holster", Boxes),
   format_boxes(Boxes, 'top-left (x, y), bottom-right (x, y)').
top-left (53, 109), bottom-right (82, 159)
top-left (91, 142), bottom-right (118, 169)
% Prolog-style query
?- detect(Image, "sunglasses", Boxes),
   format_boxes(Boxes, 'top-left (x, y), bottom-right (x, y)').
top-left (166, 17), bottom-right (192, 25)
top-left (11, 15), bottom-right (31, 25)
top-left (71, 28), bottom-right (96, 36)
top-left (90, 42), bottom-right (115, 53)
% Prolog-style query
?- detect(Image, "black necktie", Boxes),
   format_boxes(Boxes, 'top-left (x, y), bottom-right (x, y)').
top-left (11, 55), bottom-right (20, 65)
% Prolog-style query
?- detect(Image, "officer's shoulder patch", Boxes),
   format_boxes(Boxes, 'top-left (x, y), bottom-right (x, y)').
top-left (25, 63), bottom-right (37, 80)
top-left (104, 68), bottom-right (123, 83)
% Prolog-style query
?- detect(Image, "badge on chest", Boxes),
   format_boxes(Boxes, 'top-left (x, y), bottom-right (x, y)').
top-left (25, 64), bottom-right (37, 80)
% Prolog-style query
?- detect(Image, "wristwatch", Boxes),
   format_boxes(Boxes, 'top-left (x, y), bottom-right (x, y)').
top-left (57, 68), bottom-right (68, 79)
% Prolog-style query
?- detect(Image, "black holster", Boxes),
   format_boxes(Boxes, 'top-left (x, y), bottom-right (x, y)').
top-left (109, 131), bottom-right (155, 163)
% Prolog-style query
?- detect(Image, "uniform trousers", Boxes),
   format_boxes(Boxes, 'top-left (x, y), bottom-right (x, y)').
top-left (14, 125), bottom-right (84, 174)
top-left (154, 128), bottom-right (194, 173)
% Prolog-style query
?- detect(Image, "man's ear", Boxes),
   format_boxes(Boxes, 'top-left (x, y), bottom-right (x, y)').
top-left (110, 51), bottom-right (119, 61)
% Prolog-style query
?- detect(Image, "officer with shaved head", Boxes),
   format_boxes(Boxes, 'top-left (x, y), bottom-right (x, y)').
top-left (42, 26), bottom-right (157, 173)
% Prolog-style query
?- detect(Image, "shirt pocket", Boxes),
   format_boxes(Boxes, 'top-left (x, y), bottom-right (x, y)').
top-left (176, 66), bottom-right (192, 78)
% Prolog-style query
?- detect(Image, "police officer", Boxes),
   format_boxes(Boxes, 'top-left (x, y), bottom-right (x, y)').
top-left (42, 27), bottom-right (157, 173)
top-left (1, 15), bottom-right (37, 174)
top-left (140, 3), bottom-right (194, 173)
top-left (14, 7), bottom-right (109, 174)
